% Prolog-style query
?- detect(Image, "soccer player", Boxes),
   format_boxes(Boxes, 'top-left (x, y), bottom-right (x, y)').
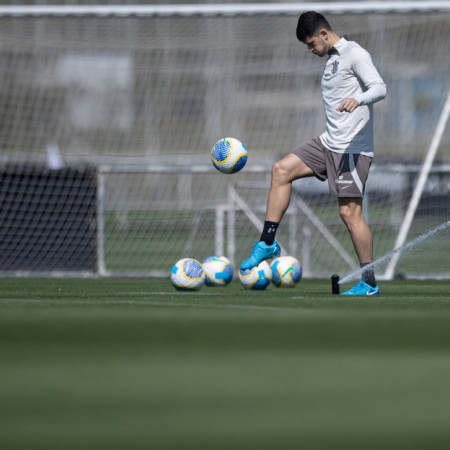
top-left (240, 11), bottom-right (386, 295)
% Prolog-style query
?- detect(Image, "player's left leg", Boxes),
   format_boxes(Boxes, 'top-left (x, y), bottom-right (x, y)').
top-left (339, 197), bottom-right (379, 295)
top-left (240, 153), bottom-right (315, 270)
top-left (265, 153), bottom-right (315, 223)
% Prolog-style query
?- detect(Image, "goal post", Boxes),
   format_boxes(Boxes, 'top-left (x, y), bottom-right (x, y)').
top-left (92, 163), bottom-right (449, 279)
top-left (384, 87), bottom-right (450, 280)
top-left (0, 3), bottom-right (448, 278)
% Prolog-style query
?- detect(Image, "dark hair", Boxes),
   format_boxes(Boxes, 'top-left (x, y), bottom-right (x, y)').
top-left (296, 11), bottom-right (332, 42)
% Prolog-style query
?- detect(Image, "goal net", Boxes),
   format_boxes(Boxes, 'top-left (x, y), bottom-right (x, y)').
top-left (0, 3), bottom-right (448, 278)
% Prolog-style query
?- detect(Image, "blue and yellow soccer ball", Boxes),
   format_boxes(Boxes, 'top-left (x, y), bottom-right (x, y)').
top-left (270, 256), bottom-right (302, 288)
top-left (239, 261), bottom-right (272, 290)
top-left (170, 258), bottom-right (205, 291)
top-left (203, 255), bottom-right (234, 287)
top-left (211, 137), bottom-right (247, 174)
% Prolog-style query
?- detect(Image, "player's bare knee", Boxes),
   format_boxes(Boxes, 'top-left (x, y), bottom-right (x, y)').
top-left (340, 206), bottom-right (366, 231)
top-left (339, 205), bottom-right (356, 228)
top-left (339, 207), bottom-right (350, 227)
top-left (271, 161), bottom-right (289, 185)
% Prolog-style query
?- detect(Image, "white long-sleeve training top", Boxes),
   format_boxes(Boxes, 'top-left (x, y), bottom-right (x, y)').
top-left (319, 37), bottom-right (386, 157)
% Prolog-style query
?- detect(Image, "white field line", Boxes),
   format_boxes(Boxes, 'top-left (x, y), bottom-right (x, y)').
top-left (0, 297), bottom-right (299, 312)
top-left (1, 297), bottom-right (450, 318)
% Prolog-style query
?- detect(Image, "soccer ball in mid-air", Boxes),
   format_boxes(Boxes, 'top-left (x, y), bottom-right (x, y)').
top-left (239, 261), bottom-right (272, 290)
top-left (170, 258), bottom-right (205, 291)
top-left (211, 137), bottom-right (248, 174)
top-left (270, 256), bottom-right (302, 288)
top-left (203, 255), bottom-right (234, 287)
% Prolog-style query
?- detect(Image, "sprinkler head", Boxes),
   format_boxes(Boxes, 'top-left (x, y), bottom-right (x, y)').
top-left (331, 274), bottom-right (340, 295)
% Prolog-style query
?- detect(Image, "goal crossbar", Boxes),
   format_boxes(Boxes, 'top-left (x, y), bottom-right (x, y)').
top-left (0, 2), bottom-right (449, 17)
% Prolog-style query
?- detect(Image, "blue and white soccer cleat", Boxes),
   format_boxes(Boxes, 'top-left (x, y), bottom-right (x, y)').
top-left (240, 240), bottom-right (281, 270)
top-left (341, 280), bottom-right (380, 296)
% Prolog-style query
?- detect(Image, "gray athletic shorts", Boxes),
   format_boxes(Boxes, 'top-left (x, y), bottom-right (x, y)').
top-left (291, 137), bottom-right (372, 197)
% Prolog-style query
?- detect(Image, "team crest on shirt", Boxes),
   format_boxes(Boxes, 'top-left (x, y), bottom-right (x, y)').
top-left (331, 61), bottom-right (339, 74)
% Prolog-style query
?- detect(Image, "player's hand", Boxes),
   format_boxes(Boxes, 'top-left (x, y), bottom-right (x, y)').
top-left (337, 98), bottom-right (358, 113)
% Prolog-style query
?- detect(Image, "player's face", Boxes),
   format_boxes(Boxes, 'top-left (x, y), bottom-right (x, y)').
top-left (303, 31), bottom-right (330, 57)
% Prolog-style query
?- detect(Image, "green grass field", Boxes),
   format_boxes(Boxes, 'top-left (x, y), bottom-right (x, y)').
top-left (1, 278), bottom-right (449, 449)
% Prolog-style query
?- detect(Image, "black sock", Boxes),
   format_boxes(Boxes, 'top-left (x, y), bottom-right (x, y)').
top-left (260, 221), bottom-right (279, 245)
top-left (361, 262), bottom-right (376, 287)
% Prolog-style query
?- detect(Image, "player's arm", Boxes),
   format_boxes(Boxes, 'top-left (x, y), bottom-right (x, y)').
top-left (337, 48), bottom-right (386, 113)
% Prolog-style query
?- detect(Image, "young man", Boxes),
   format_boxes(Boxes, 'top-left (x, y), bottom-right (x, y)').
top-left (240, 11), bottom-right (386, 295)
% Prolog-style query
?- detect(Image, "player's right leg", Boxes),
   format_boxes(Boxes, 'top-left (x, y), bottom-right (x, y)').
top-left (240, 153), bottom-right (314, 270)
top-left (338, 198), bottom-right (379, 295)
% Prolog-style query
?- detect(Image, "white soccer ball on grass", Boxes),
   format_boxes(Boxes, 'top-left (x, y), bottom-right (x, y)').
top-left (202, 255), bottom-right (234, 287)
top-left (270, 256), bottom-right (302, 288)
top-left (170, 258), bottom-right (205, 291)
top-left (239, 260), bottom-right (272, 290)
